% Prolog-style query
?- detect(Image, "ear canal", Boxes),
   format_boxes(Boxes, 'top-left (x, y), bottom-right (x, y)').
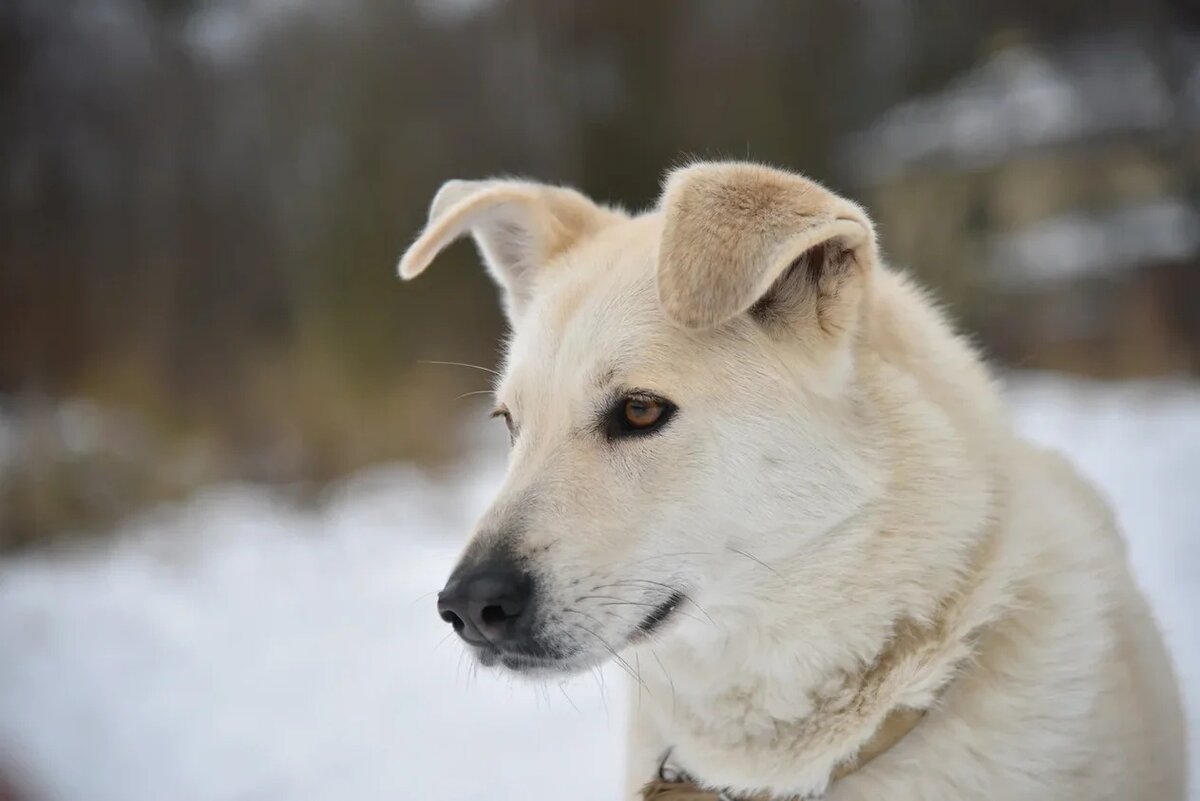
top-left (397, 179), bottom-right (625, 323)
top-left (655, 162), bottom-right (878, 331)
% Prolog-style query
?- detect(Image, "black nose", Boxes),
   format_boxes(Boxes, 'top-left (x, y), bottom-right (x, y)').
top-left (437, 560), bottom-right (533, 647)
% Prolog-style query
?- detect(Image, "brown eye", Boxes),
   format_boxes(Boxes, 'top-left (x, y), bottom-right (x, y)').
top-left (624, 397), bottom-right (664, 428)
top-left (606, 392), bottom-right (677, 439)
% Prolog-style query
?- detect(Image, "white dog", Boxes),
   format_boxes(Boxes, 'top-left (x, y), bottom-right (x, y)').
top-left (398, 162), bottom-right (1186, 801)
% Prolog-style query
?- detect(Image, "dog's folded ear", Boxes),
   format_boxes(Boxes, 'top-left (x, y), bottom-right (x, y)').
top-left (398, 179), bottom-right (624, 322)
top-left (656, 162), bottom-right (879, 335)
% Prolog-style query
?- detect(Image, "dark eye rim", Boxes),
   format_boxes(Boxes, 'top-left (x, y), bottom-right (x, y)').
top-left (605, 391), bottom-right (678, 440)
top-left (490, 405), bottom-right (515, 438)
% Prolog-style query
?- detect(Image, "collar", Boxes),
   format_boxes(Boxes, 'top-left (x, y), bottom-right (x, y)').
top-left (639, 511), bottom-right (1003, 801)
top-left (640, 704), bottom-right (926, 801)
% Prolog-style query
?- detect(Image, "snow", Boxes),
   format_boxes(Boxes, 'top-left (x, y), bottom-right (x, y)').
top-left (0, 374), bottom-right (1197, 801)
top-left (0, 461), bottom-right (627, 801)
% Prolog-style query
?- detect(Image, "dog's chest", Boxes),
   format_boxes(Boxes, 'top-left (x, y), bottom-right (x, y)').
top-left (641, 657), bottom-right (821, 784)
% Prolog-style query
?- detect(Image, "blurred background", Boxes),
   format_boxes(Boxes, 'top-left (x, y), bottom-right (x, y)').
top-left (4, 0), bottom-right (1199, 548)
top-left (0, 2), bottom-right (1198, 800)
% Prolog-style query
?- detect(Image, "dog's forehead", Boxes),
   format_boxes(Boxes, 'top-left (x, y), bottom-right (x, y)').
top-left (500, 215), bottom-right (680, 398)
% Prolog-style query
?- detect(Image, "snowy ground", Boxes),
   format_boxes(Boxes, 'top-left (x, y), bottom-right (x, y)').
top-left (0, 373), bottom-right (1196, 801)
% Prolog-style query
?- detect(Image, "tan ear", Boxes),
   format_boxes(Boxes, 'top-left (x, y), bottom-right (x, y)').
top-left (397, 179), bottom-right (624, 322)
top-left (656, 162), bottom-right (878, 333)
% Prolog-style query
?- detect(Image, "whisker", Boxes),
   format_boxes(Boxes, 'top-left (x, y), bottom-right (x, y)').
top-left (419, 359), bottom-right (500, 377)
top-left (558, 625), bottom-right (590, 657)
top-left (579, 590), bottom-right (707, 628)
top-left (432, 630), bottom-right (457, 653)
top-left (591, 600), bottom-right (704, 627)
top-left (683, 596), bottom-right (719, 629)
top-left (410, 589), bottom-right (440, 606)
top-left (651, 648), bottom-right (678, 720)
top-left (728, 545), bottom-right (780, 576)
top-left (592, 666), bottom-right (610, 721)
top-left (568, 618), bottom-right (647, 692)
top-left (592, 599), bottom-right (665, 608)
top-left (574, 593), bottom-right (653, 604)
top-left (622, 551), bottom-right (714, 568)
top-left (593, 580), bottom-right (719, 629)
top-left (557, 683), bottom-right (582, 715)
top-left (564, 606), bottom-right (611, 629)
top-left (455, 389), bottom-right (495, 400)
top-left (634, 652), bottom-right (644, 710)
top-left (564, 607), bottom-right (670, 665)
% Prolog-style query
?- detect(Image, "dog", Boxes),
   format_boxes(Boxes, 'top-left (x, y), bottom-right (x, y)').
top-left (398, 162), bottom-right (1187, 800)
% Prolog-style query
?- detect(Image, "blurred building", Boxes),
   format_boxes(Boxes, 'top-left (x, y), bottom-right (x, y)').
top-left (846, 34), bottom-right (1200, 377)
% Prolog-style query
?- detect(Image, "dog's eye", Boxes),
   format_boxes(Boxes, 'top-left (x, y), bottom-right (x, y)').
top-left (607, 393), bottom-right (676, 439)
top-left (490, 405), bottom-right (515, 439)
top-left (625, 398), bottom-right (663, 427)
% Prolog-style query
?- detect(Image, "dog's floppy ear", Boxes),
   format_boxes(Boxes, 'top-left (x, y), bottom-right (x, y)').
top-left (656, 162), bottom-right (879, 334)
top-left (398, 179), bottom-right (623, 323)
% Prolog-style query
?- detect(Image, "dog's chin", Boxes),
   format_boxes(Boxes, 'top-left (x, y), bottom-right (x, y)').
top-left (473, 646), bottom-right (597, 678)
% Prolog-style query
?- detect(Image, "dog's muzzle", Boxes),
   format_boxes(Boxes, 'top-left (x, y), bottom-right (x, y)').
top-left (436, 552), bottom-right (535, 650)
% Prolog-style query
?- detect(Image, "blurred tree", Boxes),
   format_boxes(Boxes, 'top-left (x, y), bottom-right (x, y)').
top-left (0, 0), bottom-right (1194, 546)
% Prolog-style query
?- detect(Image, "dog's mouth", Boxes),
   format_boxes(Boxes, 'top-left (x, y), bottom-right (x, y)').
top-left (628, 590), bottom-right (686, 643)
top-left (470, 590), bottom-right (687, 675)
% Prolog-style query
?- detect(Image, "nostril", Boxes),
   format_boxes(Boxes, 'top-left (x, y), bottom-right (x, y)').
top-left (439, 562), bottom-right (532, 644)
top-left (480, 604), bottom-right (511, 625)
top-left (440, 609), bottom-right (465, 631)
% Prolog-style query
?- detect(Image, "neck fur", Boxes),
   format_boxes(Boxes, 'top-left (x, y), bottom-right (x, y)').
top-left (632, 268), bottom-right (1016, 796)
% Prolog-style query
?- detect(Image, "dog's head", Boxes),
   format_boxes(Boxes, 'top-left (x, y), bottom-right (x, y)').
top-left (399, 163), bottom-right (892, 675)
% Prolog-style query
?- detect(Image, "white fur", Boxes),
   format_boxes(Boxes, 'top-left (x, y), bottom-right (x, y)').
top-left (398, 163), bottom-right (1187, 800)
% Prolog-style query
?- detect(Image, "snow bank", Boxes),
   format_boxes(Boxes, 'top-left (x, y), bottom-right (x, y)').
top-left (0, 374), bottom-right (1196, 800)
